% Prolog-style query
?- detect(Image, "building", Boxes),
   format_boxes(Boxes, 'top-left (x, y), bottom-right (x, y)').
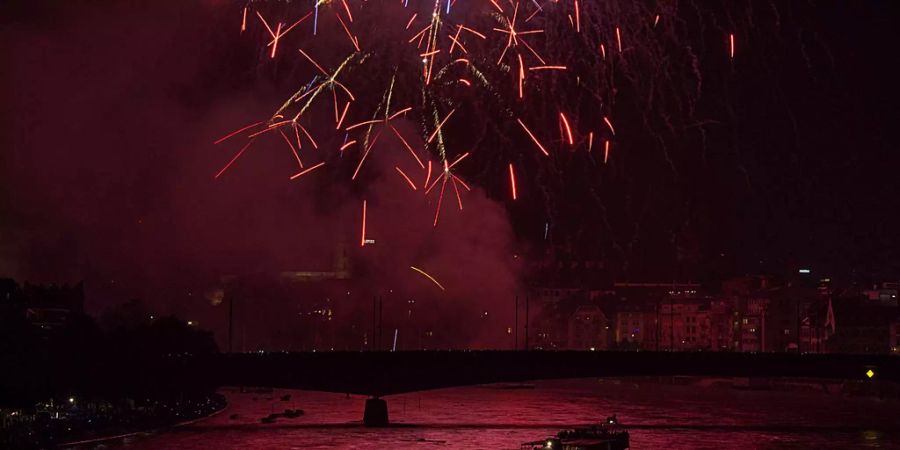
top-left (890, 316), bottom-right (900, 354)
top-left (863, 282), bottom-right (899, 307)
top-left (567, 305), bottom-right (609, 350)
top-left (21, 282), bottom-right (85, 332)
top-left (658, 298), bottom-right (712, 351)
top-left (826, 300), bottom-right (897, 354)
top-left (614, 306), bottom-right (648, 350)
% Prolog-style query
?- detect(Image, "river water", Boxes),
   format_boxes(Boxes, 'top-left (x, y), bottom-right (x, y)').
top-left (101, 378), bottom-right (899, 449)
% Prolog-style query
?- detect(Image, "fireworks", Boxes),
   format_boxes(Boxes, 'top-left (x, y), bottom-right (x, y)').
top-left (214, 0), bottom-right (751, 277)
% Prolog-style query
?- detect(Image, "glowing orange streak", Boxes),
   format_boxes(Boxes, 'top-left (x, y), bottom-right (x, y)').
top-left (604, 140), bottom-right (610, 163)
top-left (451, 177), bottom-right (463, 210)
top-left (574, 0), bottom-right (581, 32)
top-left (346, 119), bottom-right (382, 131)
top-left (292, 124), bottom-right (303, 152)
top-left (603, 116), bottom-right (616, 135)
top-left (729, 33), bottom-right (735, 59)
top-left (336, 102), bottom-right (351, 129)
top-left (333, 81), bottom-right (356, 101)
top-left (508, 163), bottom-right (517, 200)
top-left (298, 48), bottom-right (328, 75)
top-left (448, 32), bottom-right (467, 54)
top-left (267, 12), bottom-right (312, 47)
top-left (458, 78), bottom-right (471, 86)
top-left (460, 26), bottom-right (487, 39)
top-left (360, 200), bottom-right (367, 247)
top-left (452, 58), bottom-right (470, 65)
top-left (241, 7), bottom-right (247, 33)
top-left (332, 88), bottom-right (340, 123)
top-left (246, 121), bottom-right (290, 138)
top-left (351, 130), bottom-right (382, 180)
top-left (395, 166), bottom-right (418, 191)
top-left (559, 112), bottom-right (574, 145)
top-left (426, 109), bottom-right (456, 144)
top-left (405, 13), bottom-right (418, 30)
top-left (517, 118), bottom-right (549, 156)
top-left (425, 172), bottom-right (443, 194)
top-left (588, 131), bottom-right (594, 151)
top-left (420, 49), bottom-right (441, 58)
top-left (408, 25), bottom-right (432, 43)
top-left (340, 0), bottom-right (353, 22)
top-left (387, 107), bottom-right (412, 121)
top-left (214, 121), bottom-right (264, 144)
top-left (433, 176), bottom-right (447, 227)
top-left (390, 125), bottom-right (425, 169)
top-left (616, 26), bottom-right (622, 52)
top-left (256, 11), bottom-right (276, 38)
top-left (529, 65), bottom-right (567, 71)
top-left (447, 152), bottom-right (469, 170)
top-left (600, 43), bottom-right (606, 60)
top-left (488, 0), bottom-right (504, 13)
top-left (298, 124), bottom-right (318, 149)
top-left (269, 24), bottom-right (281, 56)
top-left (517, 53), bottom-right (525, 99)
top-left (424, 160), bottom-right (433, 188)
top-left (214, 139), bottom-right (256, 179)
top-left (279, 129), bottom-right (304, 168)
top-left (654, 14), bottom-right (660, 27)
top-left (339, 140), bottom-right (358, 151)
top-left (519, 39), bottom-right (547, 65)
top-left (410, 266), bottom-right (445, 291)
top-left (335, 13), bottom-right (360, 51)
top-left (289, 161), bottom-right (325, 180)
top-left (448, 26), bottom-right (463, 55)
top-left (452, 175), bottom-right (471, 191)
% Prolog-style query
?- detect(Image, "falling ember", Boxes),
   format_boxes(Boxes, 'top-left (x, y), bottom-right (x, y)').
top-left (360, 200), bottom-right (367, 247)
top-left (270, 22), bottom-right (282, 58)
top-left (214, 121), bottom-right (263, 144)
top-left (588, 131), bottom-right (594, 151)
top-left (559, 112), bottom-right (574, 145)
top-left (426, 108), bottom-right (456, 144)
top-left (410, 266), bottom-right (446, 291)
top-left (517, 118), bottom-right (549, 156)
top-left (424, 160), bottom-right (432, 188)
top-left (289, 161), bottom-right (325, 180)
top-left (604, 140), bottom-right (610, 163)
top-left (603, 116), bottom-right (616, 135)
top-left (395, 166), bottom-right (418, 190)
top-left (339, 140), bottom-right (357, 151)
top-left (574, 0), bottom-right (581, 32)
top-left (508, 163), bottom-right (518, 200)
top-left (616, 27), bottom-right (622, 52)
top-left (730, 33), bottom-right (735, 59)
top-left (241, 7), bottom-right (247, 33)
top-left (654, 14), bottom-right (660, 27)
top-left (214, 139), bottom-right (256, 179)
top-left (529, 65), bottom-right (567, 71)
top-left (600, 43), bottom-right (606, 60)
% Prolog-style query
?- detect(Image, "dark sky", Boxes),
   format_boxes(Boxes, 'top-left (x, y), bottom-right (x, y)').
top-left (2, 0), bottom-right (899, 321)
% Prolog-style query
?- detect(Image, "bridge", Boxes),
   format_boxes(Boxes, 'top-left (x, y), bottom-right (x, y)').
top-left (177, 351), bottom-right (899, 425)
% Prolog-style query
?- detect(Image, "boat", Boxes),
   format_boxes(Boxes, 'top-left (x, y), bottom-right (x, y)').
top-left (521, 416), bottom-right (629, 450)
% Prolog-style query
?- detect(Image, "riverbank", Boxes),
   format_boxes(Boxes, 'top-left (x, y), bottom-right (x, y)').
top-left (1, 394), bottom-right (226, 449)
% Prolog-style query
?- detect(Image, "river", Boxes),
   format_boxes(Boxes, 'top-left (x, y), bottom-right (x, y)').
top-left (95, 378), bottom-right (899, 449)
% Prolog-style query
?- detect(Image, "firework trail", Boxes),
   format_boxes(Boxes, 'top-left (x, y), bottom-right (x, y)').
top-left (213, 0), bottom-right (756, 275)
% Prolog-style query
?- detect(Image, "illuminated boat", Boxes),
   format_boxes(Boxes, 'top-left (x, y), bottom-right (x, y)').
top-left (521, 417), bottom-right (629, 450)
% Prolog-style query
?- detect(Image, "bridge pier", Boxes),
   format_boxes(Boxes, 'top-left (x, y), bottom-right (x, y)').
top-left (363, 397), bottom-right (389, 427)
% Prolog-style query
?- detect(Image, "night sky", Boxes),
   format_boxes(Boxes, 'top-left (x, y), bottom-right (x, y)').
top-left (2, 0), bottom-right (899, 324)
